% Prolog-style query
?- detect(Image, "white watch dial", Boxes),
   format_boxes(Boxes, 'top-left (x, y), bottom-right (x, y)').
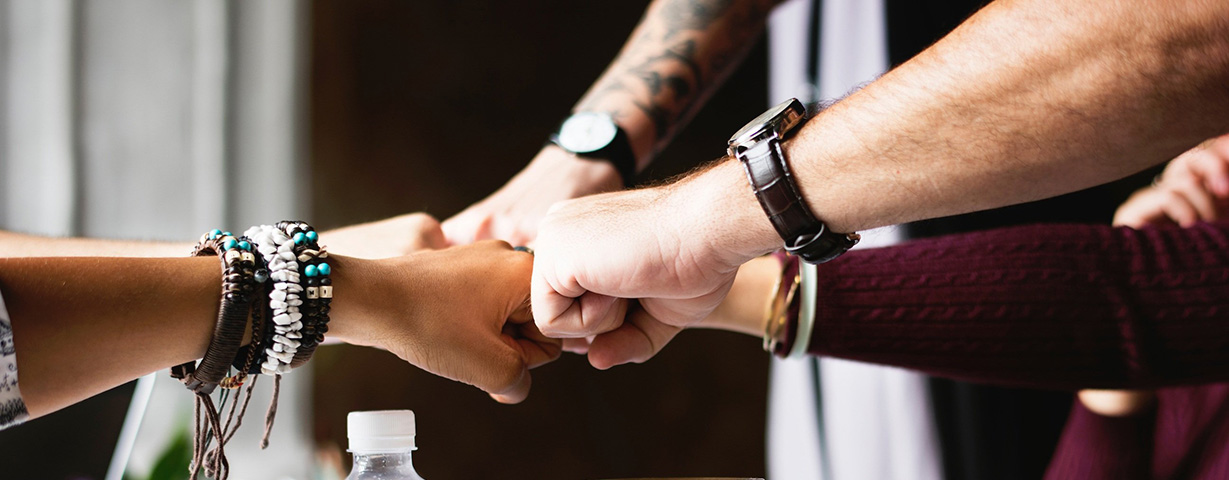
top-left (557, 112), bottom-right (618, 154)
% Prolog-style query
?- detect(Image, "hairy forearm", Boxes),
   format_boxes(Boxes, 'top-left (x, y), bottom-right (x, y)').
top-left (785, 0), bottom-right (1229, 233)
top-left (575, 0), bottom-right (780, 167)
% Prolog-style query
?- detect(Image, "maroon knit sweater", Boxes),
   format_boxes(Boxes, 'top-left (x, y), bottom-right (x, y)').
top-left (807, 220), bottom-right (1229, 390)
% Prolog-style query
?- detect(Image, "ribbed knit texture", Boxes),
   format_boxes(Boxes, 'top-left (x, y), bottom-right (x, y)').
top-left (809, 220), bottom-right (1229, 390)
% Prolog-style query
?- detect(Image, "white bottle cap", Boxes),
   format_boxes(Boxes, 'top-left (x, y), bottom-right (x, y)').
top-left (348, 410), bottom-right (417, 452)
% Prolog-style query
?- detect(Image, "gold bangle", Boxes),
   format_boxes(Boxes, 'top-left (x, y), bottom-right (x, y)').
top-left (762, 267), bottom-right (785, 352)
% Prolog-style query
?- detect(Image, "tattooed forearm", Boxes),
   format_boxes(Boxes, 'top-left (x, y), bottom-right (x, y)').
top-left (574, 0), bottom-right (781, 168)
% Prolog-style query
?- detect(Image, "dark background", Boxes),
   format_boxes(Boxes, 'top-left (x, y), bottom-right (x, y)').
top-left (308, 1), bottom-right (773, 479)
top-left (0, 2), bottom-right (773, 479)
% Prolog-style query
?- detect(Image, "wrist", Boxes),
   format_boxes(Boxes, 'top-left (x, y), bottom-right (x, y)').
top-left (529, 145), bottom-right (624, 196)
top-left (671, 158), bottom-right (782, 267)
top-left (319, 254), bottom-right (387, 347)
top-left (571, 97), bottom-right (657, 167)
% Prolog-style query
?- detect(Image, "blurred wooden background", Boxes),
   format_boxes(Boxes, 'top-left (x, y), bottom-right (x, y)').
top-left (309, 1), bottom-right (773, 479)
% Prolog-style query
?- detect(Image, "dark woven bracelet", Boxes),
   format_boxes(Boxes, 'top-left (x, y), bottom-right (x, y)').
top-left (224, 242), bottom-right (274, 385)
top-left (273, 221), bottom-right (332, 369)
top-left (171, 230), bottom-right (260, 395)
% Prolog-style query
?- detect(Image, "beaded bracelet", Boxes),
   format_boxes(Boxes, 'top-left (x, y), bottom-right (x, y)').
top-left (171, 230), bottom-right (262, 394)
top-left (244, 224), bottom-right (304, 375)
top-left (244, 221), bottom-right (333, 373)
top-left (280, 221), bottom-right (332, 368)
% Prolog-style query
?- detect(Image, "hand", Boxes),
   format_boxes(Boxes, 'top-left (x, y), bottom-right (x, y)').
top-left (1078, 134), bottom-right (1229, 416)
top-left (532, 159), bottom-right (778, 369)
top-left (323, 213), bottom-right (448, 259)
top-left (1114, 134), bottom-right (1229, 228)
top-left (442, 145), bottom-right (623, 246)
top-left (335, 241), bottom-right (560, 403)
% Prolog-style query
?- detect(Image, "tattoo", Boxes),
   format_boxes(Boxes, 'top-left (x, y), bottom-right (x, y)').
top-left (577, 0), bottom-right (777, 151)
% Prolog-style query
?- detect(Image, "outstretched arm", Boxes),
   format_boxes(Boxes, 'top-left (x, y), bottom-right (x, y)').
top-left (443, 0), bottom-right (782, 245)
top-left (701, 220), bottom-right (1229, 391)
top-left (2, 241), bottom-right (555, 419)
top-left (0, 212), bottom-right (447, 259)
top-left (533, 0), bottom-right (1229, 368)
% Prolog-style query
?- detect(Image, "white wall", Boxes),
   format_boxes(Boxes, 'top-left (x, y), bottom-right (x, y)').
top-left (0, 1), bottom-right (313, 478)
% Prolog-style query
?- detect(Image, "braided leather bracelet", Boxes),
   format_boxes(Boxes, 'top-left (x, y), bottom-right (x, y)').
top-left (171, 230), bottom-right (261, 394)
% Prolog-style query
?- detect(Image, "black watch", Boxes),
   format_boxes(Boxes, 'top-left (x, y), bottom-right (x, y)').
top-left (727, 98), bottom-right (859, 264)
top-left (550, 112), bottom-right (638, 187)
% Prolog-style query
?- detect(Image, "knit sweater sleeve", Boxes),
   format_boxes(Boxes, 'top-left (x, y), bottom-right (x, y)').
top-left (807, 220), bottom-right (1229, 390)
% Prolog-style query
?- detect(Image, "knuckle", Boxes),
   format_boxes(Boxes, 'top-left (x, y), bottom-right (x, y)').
top-left (492, 357), bottom-right (526, 393)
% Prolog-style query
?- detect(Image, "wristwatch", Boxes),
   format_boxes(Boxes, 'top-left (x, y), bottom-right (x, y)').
top-left (550, 112), bottom-right (638, 187)
top-left (728, 98), bottom-right (859, 264)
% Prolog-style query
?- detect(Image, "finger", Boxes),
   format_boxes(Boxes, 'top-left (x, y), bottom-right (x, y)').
top-left (415, 215), bottom-right (449, 250)
top-left (488, 369), bottom-right (531, 405)
top-left (440, 211), bottom-right (479, 246)
top-left (1159, 190), bottom-right (1200, 227)
top-left (587, 306), bottom-right (683, 370)
top-left (508, 321), bottom-right (563, 368)
top-left (531, 274), bottom-right (578, 334)
top-left (562, 337), bottom-right (593, 355)
top-left (1171, 179), bottom-right (1219, 223)
top-left (1194, 151), bottom-right (1229, 198)
top-left (476, 343), bottom-right (533, 404)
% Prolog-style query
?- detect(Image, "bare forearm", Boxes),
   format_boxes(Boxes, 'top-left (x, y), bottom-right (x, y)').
top-left (1, 256), bottom-right (220, 416)
top-left (788, 0), bottom-right (1229, 233)
top-left (0, 230), bottom-right (190, 257)
top-left (575, 0), bottom-right (780, 167)
top-left (0, 254), bottom-right (380, 417)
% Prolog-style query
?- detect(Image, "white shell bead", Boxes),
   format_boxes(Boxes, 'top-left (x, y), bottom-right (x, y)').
top-left (275, 336), bottom-right (301, 349)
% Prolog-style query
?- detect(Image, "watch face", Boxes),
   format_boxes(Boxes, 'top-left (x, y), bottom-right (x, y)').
top-left (557, 112), bottom-right (618, 154)
top-left (728, 98), bottom-right (806, 149)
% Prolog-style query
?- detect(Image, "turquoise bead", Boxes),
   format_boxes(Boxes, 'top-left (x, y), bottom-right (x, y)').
top-left (306, 231), bottom-right (318, 242)
top-left (223, 238), bottom-right (238, 250)
top-left (293, 232), bottom-right (306, 245)
top-left (222, 231), bottom-right (231, 237)
top-left (238, 241), bottom-right (251, 251)
top-left (317, 263), bottom-right (331, 276)
top-left (304, 265), bottom-right (318, 277)
top-left (208, 228), bottom-right (222, 239)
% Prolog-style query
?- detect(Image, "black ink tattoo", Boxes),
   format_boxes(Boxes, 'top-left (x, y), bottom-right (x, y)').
top-left (577, 0), bottom-right (778, 151)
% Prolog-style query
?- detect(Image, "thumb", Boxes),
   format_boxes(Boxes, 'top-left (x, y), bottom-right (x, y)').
top-left (476, 339), bottom-right (534, 404)
top-left (441, 210), bottom-right (493, 246)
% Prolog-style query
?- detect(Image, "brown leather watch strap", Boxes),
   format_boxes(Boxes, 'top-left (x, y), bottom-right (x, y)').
top-left (740, 139), bottom-right (859, 263)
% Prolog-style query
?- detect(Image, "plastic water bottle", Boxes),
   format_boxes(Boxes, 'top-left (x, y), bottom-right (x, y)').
top-left (345, 410), bottom-right (426, 480)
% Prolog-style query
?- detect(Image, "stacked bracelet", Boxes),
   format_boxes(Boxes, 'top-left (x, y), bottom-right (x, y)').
top-left (243, 221), bottom-right (332, 374)
top-left (244, 224), bottom-right (303, 375)
top-left (171, 230), bottom-right (262, 394)
top-left (282, 222), bottom-right (332, 368)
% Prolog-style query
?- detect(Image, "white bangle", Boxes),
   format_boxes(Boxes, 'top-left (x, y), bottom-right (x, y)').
top-left (245, 224), bottom-right (303, 375)
top-left (788, 262), bottom-right (819, 359)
